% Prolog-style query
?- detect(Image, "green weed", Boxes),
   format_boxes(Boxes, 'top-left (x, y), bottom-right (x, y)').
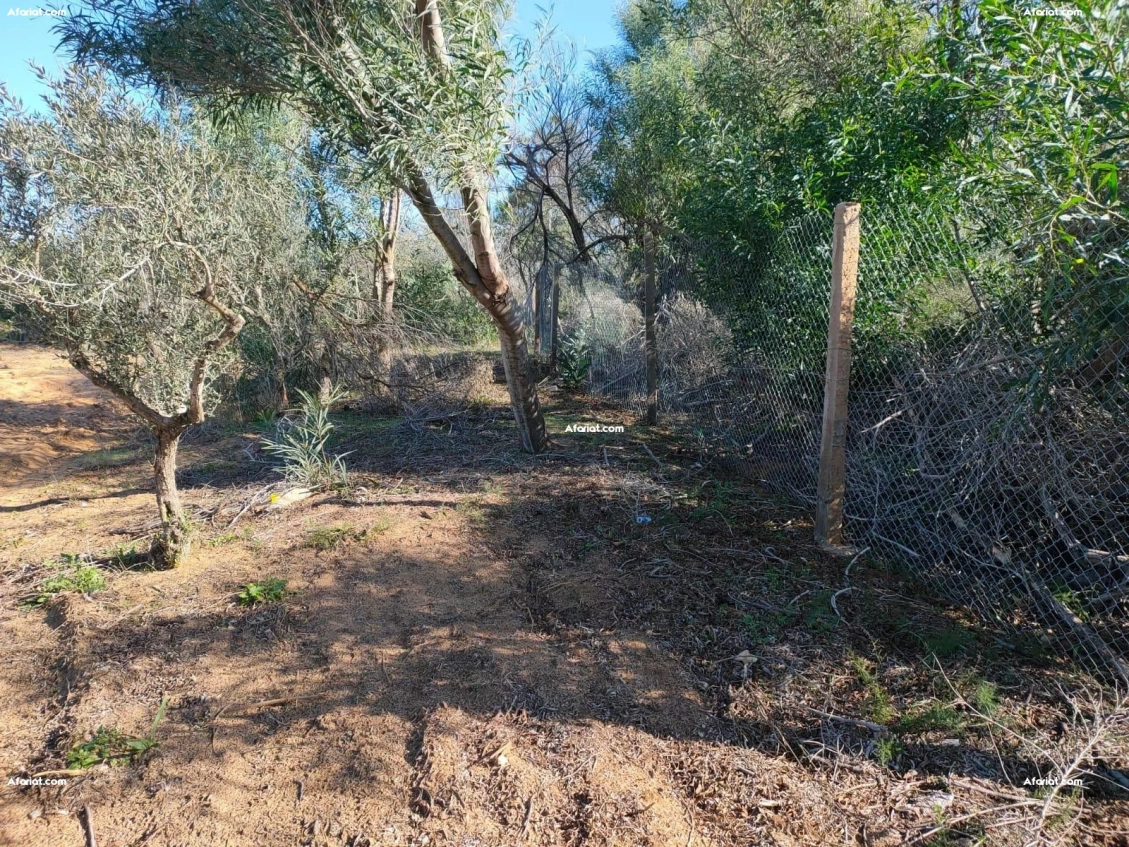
top-left (24, 559), bottom-right (106, 607)
top-left (689, 481), bottom-right (734, 521)
top-left (874, 735), bottom-right (904, 767)
top-left (917, 625), bottom-right (973, 659)
top-left (850, 656), bottom-right (896, 724)
top-left (66, 697), bottom-right (167, 769)
top-left (304, 523), bottom-right (357, 551)
top-left (740, 607), bottom-right (798, 645)
top-left (801, 590), bottom-right (839, 634)
top-left (972, 679), bottom-right (1000, 716)
top-left (236, 578), bottom-right (287, 607)
top-left (897, 702), bottom-right (965, 735)
top-left (359, 515), bottom-right (393, 539)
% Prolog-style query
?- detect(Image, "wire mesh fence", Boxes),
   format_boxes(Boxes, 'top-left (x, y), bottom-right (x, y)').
top-left (538, 201), bottom-right (1129, 685)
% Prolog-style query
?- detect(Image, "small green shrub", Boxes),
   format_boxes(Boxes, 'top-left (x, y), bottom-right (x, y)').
top-left (850, 656), bottom-right (896, 724)
top-left (558, 328), bottom-right (591, 390)
top-left (67, 697), bottom-right (167, 769)
top-left (24, 559), bottom-right (106, 607)
top-left (263, 387), bottom-right (349, 489)
top-left (874, 735), bottom-right (904, 767)
top-left (236, 578), bottom-right (287, 607)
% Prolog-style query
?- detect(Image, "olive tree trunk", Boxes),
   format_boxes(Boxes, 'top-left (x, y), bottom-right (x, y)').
top-left (152, 426), bottom-right (191, 567)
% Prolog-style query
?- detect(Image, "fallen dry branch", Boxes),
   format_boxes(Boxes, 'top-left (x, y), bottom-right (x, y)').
top-left (212, 693), bottom-right (328, 721)
top-left (82, 804), bottom-right (97, 847)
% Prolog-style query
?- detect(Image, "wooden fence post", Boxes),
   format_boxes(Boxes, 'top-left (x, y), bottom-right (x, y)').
top-left (815, 202), bottom-right (861, 546)
top-left (643, 229), bottom-right (659, 425)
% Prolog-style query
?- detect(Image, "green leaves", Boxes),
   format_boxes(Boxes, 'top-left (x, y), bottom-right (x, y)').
top-left (0, 68), bottom-right (304, 421)
top-left (65, 697), bottom-right (167, 769)
top-left (236, 577), bottom-right (287, 606)
top-left (60, 0), bottom-right (519, 186)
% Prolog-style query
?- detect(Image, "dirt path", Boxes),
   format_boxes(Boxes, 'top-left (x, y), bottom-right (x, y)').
top-left (0, 345), bottom-right (135, 503)
top-left (1, 344), bottom-right (1126, 847)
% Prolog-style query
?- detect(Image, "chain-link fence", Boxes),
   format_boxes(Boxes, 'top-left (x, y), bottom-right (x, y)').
top-left (540, 202), bottom-right (1129, 684)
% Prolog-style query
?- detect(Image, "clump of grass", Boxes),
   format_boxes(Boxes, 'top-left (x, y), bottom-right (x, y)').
top-left (689, 481), bottom-right (735, 522)
top-left (207, 527), bottom-right (259, 548)
top-left (917, 624), bottom-right (973, 659)
top-left (897, 702), bottom-right (966, 735)
top-left (456, 497), bottom-right (487, 526)
top-left (23, 556), bottom-right (106, 607)
top-left (740, 607), bottom-right (798, 645)
top-left (359, 515), bottom-right (393, 540)
top-left (874, 735), bottom-right (904, 767)
top-left (801, 590), bottom-right (839, 634)
top-left (101, 541), bottom-right (150, 569)
top-left (263, 387), bottom-right (350, 489)
top-left (850, 656), bottom-right (896, 724)
top-left (235, 578), bottom-right (287, 607)
top-left (304, 523), bottom-right (357, 551)
top-left (972, 679), bottom-right (1000, 716)
top-left (67, 697), bottom-right (167, 769)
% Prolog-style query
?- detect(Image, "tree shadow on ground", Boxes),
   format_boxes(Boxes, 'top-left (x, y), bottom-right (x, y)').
top-left (7, 391), bottom-right (1127, 847)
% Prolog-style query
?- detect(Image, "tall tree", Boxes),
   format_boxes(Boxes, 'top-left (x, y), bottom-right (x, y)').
top-left (61, 0), bottom-right (549, 451)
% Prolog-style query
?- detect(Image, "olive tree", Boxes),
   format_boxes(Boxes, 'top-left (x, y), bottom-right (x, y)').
top-left (61, 0), bottom-right (550, 452)
top-left (0, 69), bottom-right (304, 566)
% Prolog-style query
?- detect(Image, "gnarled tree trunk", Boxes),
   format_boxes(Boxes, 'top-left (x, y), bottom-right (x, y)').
top-left (408, 0), bottom-right (550, 454)
top-left (152, 426), bottom-right (190, 567)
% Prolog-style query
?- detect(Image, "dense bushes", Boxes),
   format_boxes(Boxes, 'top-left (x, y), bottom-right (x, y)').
top-left (396, 256), bottom-right (496, 346)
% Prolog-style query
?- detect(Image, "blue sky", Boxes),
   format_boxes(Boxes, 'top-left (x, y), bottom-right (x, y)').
top-left (0, 1), bottom-right (623, 107)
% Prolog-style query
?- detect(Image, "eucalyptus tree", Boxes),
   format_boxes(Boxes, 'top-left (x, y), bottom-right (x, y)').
top-left (61, 0), bottom-right (549, 452)
top-left (0, 69), bottom-right (306, 566)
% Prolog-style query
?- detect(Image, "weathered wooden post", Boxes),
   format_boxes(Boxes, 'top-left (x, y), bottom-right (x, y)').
top-left (815, 202), bottom-right (861, 546)
top-left (643, 228), bottom-right (659, 425)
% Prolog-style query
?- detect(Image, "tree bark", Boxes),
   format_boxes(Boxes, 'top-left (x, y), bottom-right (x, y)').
top-left (400, 168), bottom-right (549, 453)
top-left (152, 426), bottom-right (190, 567)
top-left (368, 191), bottom-right (402, 391)
top-left (492, 288), bottom-right (549, 453)
top-left (408, 1), bottom-right (549, 454)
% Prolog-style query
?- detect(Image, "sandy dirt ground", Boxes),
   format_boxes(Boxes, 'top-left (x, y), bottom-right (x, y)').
top-left (0, 343), bottom-right (1126, 847)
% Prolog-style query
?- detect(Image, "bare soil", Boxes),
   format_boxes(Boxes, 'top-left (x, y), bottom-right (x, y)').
top-left (1, 343), bottom-right (1126, 847)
